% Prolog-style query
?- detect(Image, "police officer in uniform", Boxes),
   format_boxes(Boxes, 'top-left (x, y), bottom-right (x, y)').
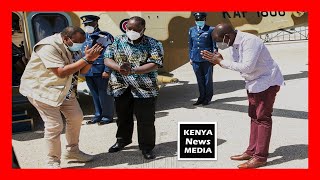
top-left (189, 12), bottom-right (217, 105)
top-left (80, 15), bottom-right (115, 125)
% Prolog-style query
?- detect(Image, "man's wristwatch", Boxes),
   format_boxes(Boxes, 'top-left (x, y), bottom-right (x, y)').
top-left (82, 57), bottom-right (94, 64)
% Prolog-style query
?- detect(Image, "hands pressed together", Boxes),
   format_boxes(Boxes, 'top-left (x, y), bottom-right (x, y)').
top-left (200, 50), bottom-right (224, 65)
top-left (119, 62), bottom-right (132, 76)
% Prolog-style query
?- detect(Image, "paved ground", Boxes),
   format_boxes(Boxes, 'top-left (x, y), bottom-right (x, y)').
top-left (12, 40), bottom-right (308, 169)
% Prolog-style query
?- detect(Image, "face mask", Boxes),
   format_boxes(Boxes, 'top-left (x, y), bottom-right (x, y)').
top-left (195, 21), bottom-right (205, 28)
top-left (126, 29), bottom-right (143, 41)
top-left (85, 26), bottom-right (95, 34)
top-left (68, 38), bottom-right (84, 52)
top-left (216, 35), bottom-right (230, 50)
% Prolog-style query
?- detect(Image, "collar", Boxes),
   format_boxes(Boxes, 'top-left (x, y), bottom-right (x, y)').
top-left (58, 33), bottom-right (79, 56)
top-left (125, 34), bottom-right (147, 45)
top-left (197, 24), bottom-right (209, 32)
top-left (197, 25), bottom-right (206, 31)
top-left (58, 33), bottom-right (70, 51)
top-left (87, 28), bottom-right (101, 37)
top-left (233, 30), bottom-right (242, 45)
top-left (58, 33), bottom-right (73, 62)
top-left (93, 27), bottom-right (101, 34)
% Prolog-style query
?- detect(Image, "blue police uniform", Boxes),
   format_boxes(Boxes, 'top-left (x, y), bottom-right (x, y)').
top-left (81, 15), bottom-right (115, 123)
top-left (189, 24), bottom-right (217, 104)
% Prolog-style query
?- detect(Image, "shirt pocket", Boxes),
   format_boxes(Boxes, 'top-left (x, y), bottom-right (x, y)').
top-left (201, 33), bottom-right (209, 38)
top-left (191, 32), bottom-right (197, 39)
top-left (140, 50), bottom-right (149, 65)
top-left (115, 50), bottom-right (128, 64)
top-left (38, 85), bottom-right (65, 101)
top-left (130, 49), bottom-right (148, 66)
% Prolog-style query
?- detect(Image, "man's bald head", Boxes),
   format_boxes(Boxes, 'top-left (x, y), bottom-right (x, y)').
top-left (61, 26), bottom-right (86, 45)
top-left (212, 23), bottom-right (237, 46)
top-left (213, 23), bottom-right (235, 38)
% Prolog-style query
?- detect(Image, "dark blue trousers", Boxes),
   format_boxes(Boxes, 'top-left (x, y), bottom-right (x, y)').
top-left (86, 75), bottom-right (114, 122)
top-left (192, 61), bottom-right (214, 102)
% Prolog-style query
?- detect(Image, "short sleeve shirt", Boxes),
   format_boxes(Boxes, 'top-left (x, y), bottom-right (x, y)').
top-left (104, 34), bottom-right (164, 98)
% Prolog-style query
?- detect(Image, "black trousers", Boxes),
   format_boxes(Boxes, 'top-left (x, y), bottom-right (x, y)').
top-left (115, 88), bottom-right (156, 151)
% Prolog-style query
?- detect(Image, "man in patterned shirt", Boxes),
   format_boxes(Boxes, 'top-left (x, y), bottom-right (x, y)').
top-left (104, 16), bottom-right (163, 159)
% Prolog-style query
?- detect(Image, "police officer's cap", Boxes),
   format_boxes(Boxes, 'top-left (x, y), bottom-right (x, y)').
top-left (193, 12), bottom-right (207, 19)
top-left (80, 15), bottom-right (100, 24)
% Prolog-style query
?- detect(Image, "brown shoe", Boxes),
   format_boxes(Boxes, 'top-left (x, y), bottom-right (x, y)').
top-left (230, 152), bottom-right (252, 161)
top-left (237, 158), bottom-right (267, 169)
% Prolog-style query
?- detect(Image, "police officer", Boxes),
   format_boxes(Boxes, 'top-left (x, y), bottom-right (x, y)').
top-left (80, 15), bottom-right (115, 125)
top-left (189, 12), bottom-right (217, 106)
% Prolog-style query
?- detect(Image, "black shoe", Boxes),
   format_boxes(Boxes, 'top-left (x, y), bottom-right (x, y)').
top-left (108, 141), bottom-right (132, 153)
top-left (202, 100), bottom-right (210, 106)
top-left (193, 100), bottom-right (203, 106)
top-left (86, 120), bottom-right (99, 125)
top-left (98, 119), bottom-right (113, 126)
top-left (142, 150), bottom-right (155, 160)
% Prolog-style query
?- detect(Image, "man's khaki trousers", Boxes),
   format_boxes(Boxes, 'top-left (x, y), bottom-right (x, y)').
top-left (28, 94), bottom-right (83, 162)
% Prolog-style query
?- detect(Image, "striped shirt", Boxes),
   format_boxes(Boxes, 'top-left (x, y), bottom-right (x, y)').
top-left (104, 34), bottom-right (164, 98)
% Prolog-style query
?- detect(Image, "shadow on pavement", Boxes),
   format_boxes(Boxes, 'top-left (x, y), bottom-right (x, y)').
top-left (267, 144), bottom-right (308, 166)
top-left (283, 71), bottom-right (308, 81)
top-left (67, 139), bottom-right (226, 168)
top-left (157, 71), bottom-right (308, 120)
top-left (13, 71), bottom-right (308, 142)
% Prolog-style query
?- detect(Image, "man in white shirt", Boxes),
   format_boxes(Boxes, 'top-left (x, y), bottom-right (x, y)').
top-left (201, 23), bottom-right (284, 169)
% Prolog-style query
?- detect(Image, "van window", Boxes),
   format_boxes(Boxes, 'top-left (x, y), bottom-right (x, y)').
top-left (12, 13), bottom-right (23, 47)
top-left (32, 14), bottom-right (68, 43)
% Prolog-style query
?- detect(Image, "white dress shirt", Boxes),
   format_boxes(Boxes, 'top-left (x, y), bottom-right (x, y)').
top-left (220, 31), bottom-right (284, 93)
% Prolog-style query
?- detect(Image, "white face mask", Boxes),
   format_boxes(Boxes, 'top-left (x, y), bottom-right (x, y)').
top-left (67, 38), bottom-right (84, 52)
top-left (85, 26), bottom-right (95, 34)
top-left (126, 29), bottom-right (143, 41)
top-left (216, 35), bottom-right (231, 50)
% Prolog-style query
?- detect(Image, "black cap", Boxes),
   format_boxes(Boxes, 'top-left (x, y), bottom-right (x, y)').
top-left (193, 12), bottom-right (207, 20)
top-left (80, 15), bottom-right (100, 24)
